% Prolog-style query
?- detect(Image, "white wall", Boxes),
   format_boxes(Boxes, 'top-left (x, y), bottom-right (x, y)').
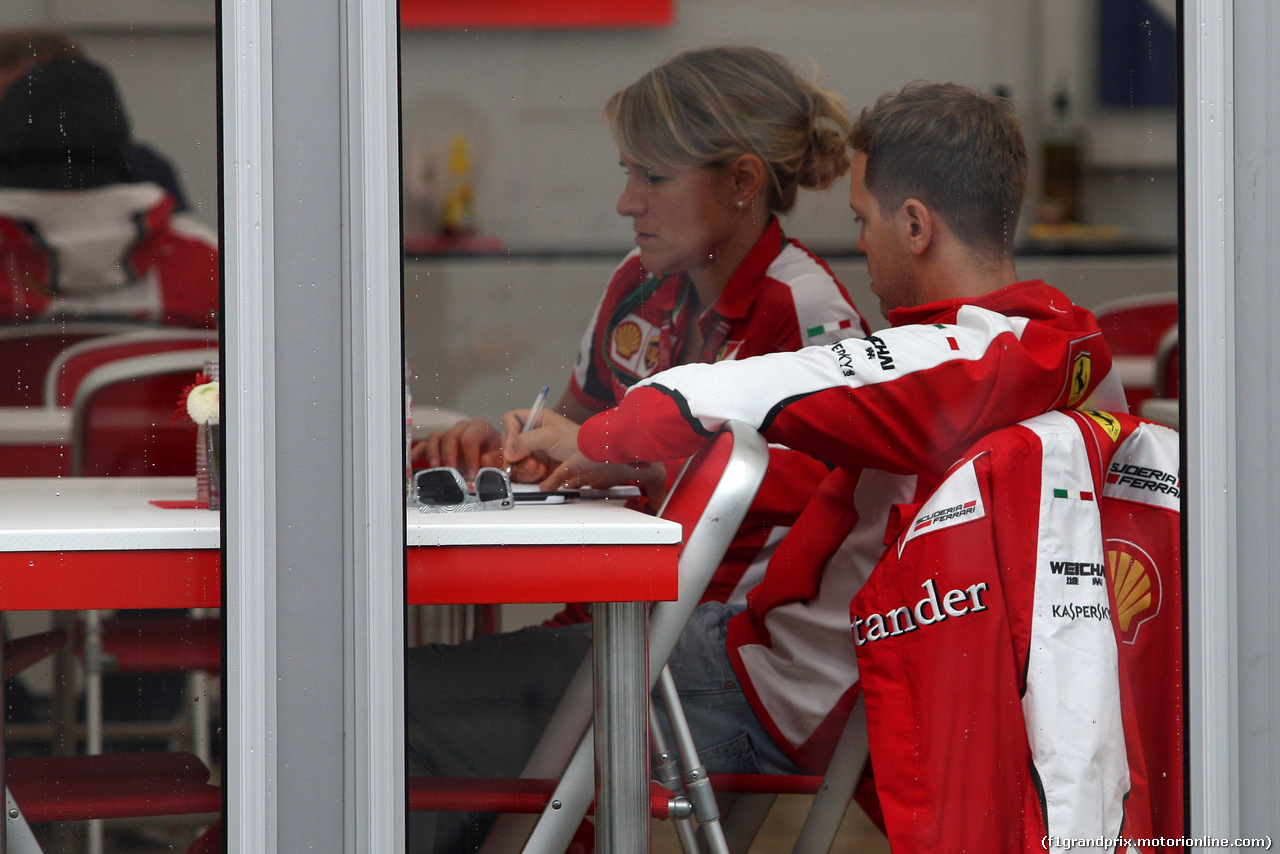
top-left (405, 253), bottom-right (1177, 425)
top-left (3, 1), bottom-right (1175, 245)
top-left (3, 0), bottom-right (1181, 423)
top-left (400, 0), bottom-right (1015, 251)
top-left (399, 0), bottom-right (1175, 252)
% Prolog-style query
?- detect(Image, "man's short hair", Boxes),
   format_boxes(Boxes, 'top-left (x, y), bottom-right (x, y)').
top-left (849, 82), bottom-right (1027, 258)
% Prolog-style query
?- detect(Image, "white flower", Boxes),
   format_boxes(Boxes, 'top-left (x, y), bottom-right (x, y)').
top-left (186, 381), bottom-right (220, 425)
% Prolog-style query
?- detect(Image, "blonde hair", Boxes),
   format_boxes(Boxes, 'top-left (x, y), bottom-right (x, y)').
top-left (606, 46), bottom-right (851, 214)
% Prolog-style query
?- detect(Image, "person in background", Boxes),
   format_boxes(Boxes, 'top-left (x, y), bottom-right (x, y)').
top-left (0, 27), bottom-right (192, 212)
top-left (408, 80), bottom-right (1127, 852)
top-left (0, 55), bottom-right (217, 328)
top-left (418, 45), bottom-right (869, 612)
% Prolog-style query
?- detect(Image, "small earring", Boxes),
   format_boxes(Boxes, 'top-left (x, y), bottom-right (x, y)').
top-left (736, 199), bottom-right (745, 209)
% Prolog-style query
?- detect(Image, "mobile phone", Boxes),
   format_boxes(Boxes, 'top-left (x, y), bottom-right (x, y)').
top-left (513, 491), bottom-right (574, 504)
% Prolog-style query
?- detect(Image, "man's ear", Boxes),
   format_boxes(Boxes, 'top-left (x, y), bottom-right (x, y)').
top-left (900, 198), bottom-right (934, 255)
top-left (728, 154), bottom-right (767, 204)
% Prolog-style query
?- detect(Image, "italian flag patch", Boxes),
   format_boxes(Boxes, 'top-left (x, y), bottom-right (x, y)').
top-left (1053, 487), bottom-right (1095, 501)
top-left (806, 318), bottom-right (855, 337)
top-left (932, 324), bottom-right (960, 350)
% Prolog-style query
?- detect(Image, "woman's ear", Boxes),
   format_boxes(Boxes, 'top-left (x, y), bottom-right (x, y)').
top-left (728, 154), bottom-right (767, 205)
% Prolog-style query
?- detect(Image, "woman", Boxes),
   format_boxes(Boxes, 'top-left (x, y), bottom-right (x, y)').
top-left (418, 46), bottom-right (869, 606)
top-left (421, 45), bottom-right (864, 468)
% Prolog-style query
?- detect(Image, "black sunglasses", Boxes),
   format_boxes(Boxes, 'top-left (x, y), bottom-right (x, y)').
top-left (414, 466), bottom-right (513, 512)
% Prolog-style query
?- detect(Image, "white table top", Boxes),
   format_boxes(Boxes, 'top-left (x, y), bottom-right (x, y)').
top-left (1111, 355), bottom-right (1157, 389)
top-left (0, 477), bottom-right (216, 551)
top-left (0, 404), bottom-right (461, 447)
top-left (1138, 397), bottom-right (1179, 429)
top-left (0, 407), bottom-right (71, 445)
top-left (0, 477), bottom-right (680, 552)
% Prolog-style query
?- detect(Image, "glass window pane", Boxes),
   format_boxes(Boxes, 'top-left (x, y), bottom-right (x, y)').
top-left (401, 5), bottom-right (1181, 851)
top-left (0, 14), bottom-right (222, 850)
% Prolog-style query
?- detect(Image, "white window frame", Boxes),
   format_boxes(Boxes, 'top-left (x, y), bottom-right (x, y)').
top-left (217, 0), bottom-right (1275, 847)
top-left (221, 0), bottom-right (404, 849)
top-left (1184, 0), bottom-right (1238, 840)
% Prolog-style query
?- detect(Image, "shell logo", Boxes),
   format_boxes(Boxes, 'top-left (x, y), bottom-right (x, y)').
top-left (1108, 539), bottom-right (1162, 645)
top-left (613, 321), bottom-right (643, 360)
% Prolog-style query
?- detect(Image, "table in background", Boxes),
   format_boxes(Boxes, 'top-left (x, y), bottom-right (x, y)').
top-left (0, 477), bottom-right (680, 851)
top-left (0, 405), bottom-right (462, 478)
top-left (1139, 397), bottom-right (1179, 429)
top-left (0, 409), bottom-right (72, 478)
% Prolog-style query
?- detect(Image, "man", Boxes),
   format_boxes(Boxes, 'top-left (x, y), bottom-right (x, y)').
top-left (0, 28), bottom-right (192, 210)
top-left (409, 82), bottom-right (1125, 851)
top-left (0, 55), bottom-right (217, 328)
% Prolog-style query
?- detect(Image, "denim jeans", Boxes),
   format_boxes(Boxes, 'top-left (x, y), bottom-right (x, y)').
top-left (404, 602), bottom-right (800, 852)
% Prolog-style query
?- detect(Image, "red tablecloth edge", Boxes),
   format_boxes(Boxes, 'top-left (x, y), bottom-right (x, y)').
top-left (150, 499), bottom-right (209, 510)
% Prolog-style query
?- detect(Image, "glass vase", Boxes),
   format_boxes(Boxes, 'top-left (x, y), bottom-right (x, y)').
top-left (197, 422), bottom-right (221, 510)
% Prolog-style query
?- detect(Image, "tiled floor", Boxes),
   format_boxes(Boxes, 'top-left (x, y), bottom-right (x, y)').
top-left (55, 801), bottom-right (884, 852)
top-left (28, 820), bottom-right (212, 854)
top-left (652, 795), bottom-right (890, 853)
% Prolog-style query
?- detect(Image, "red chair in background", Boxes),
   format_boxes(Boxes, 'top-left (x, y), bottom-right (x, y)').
top-left (66, 346), bottom-right (223, 754)
top-left (1138, 326), bottom-right (1180, 428)
top-left (1152, 325), bottom-right (1180, 399)
top-left (69, 348), bottom-right (216, 477)
top-left (49, 348), bottom-right (222, 853)
top-left (0, 322), bottom-right (143, 477)
top-left (1092, 292), bottom-right (1179, 412)
top-left (1, 619), bottom-right (219, 854)
top-left (0, 322), bottom-right (141, 408)
top-left (45, 329), bottom-right (217, 408)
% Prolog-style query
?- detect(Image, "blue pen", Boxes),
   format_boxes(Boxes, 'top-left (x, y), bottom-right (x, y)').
top-left (522, 386), bottom-right (550, 433)
top-left (506, 385), bottom-right (550, 476)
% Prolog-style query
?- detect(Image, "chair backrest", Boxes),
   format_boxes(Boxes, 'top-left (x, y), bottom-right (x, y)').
top-left (45, 329), bottom-right (218, 407)
top-left (1092, 292), bottom-right (1179, 357)
top-left (1152, 325), bottom-right (1179, 399)
top-left (647, 421), bottom-right (770, 665)
top-left (1091, 292), bottom-right (1178, 411)
top-left (0, 321), bottom-right (144, 407)
top-left (70, 348), bottom-right (218, 477)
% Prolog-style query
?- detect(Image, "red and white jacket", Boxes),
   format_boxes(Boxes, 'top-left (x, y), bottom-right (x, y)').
top-left (576, 280), bottom-right (1128, 771)
top-left (0, 183), bottom-right (218, 329)
top-left (563, 216), bottom-right (867, 609)
top-left (568, 216), bottom-right (866, 414)
top-left (852, 410), bottom-right (1180, 853)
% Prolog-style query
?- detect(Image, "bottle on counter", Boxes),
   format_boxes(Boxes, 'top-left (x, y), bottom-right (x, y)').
top-left (440, 134), bottom-right (476, 238)
top-left (1038, 88), bottom-right (1087, 226)
top-left (404, 358), bottom-right (414, 502)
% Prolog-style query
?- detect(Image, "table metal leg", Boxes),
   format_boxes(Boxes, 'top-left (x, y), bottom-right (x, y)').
top-left (3, 789), bottom-right (42, 854)
top-left (1, 612), bottom-right (5, 854)
top-left (592, 602), bottom-right (649, 854)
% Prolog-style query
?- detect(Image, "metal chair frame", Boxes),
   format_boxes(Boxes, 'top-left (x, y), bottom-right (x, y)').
top-left (65, 348), bottom-right (222, 854)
